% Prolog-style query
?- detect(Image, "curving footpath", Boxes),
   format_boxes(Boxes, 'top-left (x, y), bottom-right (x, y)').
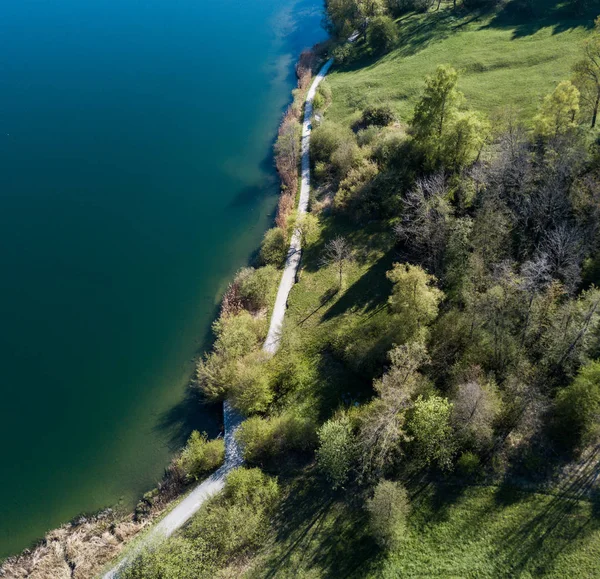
top-left (102, 56), bottom-right (334, 578)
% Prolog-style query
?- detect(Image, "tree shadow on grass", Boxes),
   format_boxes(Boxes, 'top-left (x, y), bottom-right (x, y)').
top-left (483, 0), bottom-right (598, 38)
top-left (491, 445), bottom-right (600, 575)
top-left (260, 472), bottom-right (381, 579)
top-left (321, 246), bottom-right (396, 322)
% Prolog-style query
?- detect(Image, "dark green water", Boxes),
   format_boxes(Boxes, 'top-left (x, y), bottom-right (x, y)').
top-left (0, 0), bottom-right (324, 557)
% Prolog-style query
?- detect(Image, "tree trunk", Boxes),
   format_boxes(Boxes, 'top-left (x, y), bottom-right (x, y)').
top-left (592, 93), bottom-right (599, 129)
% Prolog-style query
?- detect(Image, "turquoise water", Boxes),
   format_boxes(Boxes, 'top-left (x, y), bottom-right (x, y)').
top-left (0, 0), bottom-right (325, 557)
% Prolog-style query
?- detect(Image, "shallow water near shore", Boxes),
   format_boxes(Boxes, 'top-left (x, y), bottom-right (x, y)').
top-left (0, 0), bottom-right (325, 557)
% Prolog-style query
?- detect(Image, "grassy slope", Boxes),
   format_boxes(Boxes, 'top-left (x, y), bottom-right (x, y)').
top-left (326, 4), bottom-right (592, 128)
top-left (239, 3), bottom-right (600, 577)
top-left (247, 480), bottom-right (600, 578)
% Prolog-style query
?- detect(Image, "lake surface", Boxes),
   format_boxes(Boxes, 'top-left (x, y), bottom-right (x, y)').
top-left (0, 0), bottom-right (325, 557)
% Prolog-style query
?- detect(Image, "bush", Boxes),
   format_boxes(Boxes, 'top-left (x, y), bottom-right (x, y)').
top-left (332, 42), bottom-right (356, 65)
top-left (331, 139), bottom-right (361, 178)
top-left (237, 411), bottom-right (317, 464)
top-left (122, 536), bottom-right (217, 579)
top-left (229, 351), bottom-right (274, 415)
top-left (234, 265), bottom-right (278, 312)
top-left (366, 480), bottom-right (410, 550)
top-left (184, 468), bottom-right (280, 562)
top-left (260, 227), bottom-right (288, 267)
top-left (388, 0), bottom-right (431, 15)
top-left (357, 126), bottom-right (381, 147)
top-left (177, 431), bottom-right (225, 481)
top-left (456, 451), bottom-right (482, 477)
top-left (334, 160), bottom-right (380, 221)
top-left (408, 395), bottom-right (455, 470)
top-left (311, 121), bottom-right (354, 166)
top-left (313, 80), bottom-right (332, 112)
top-left (555, 360), bottom-right (600, 448)
top-left (316, 414), bottom-right (355, 489)
top-left (196, 311), bottom-right (267, 401)
top-left (367, 16), bottom-right (399, 54)
top-left (360, 105), bottom-right (396, 128)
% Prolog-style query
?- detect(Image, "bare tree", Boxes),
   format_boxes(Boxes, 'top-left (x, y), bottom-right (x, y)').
top-left (321, 236), bottom-right (352, 287)
top-left (394, 172), bottom-right (452, 275)
top-left (451, 378), bottom-right (499, 452)
top-left (539, 224), bottom-right (584, 292)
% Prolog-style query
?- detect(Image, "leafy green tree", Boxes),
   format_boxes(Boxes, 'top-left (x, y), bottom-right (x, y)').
top-left (534, 81), bottom-right (580, 138)
top-left (555, 360), bottom-right (600, 447)
top-left (573, 18), bottom-right (600, 128)
top-left (366, 480), bottom-right (410, 550)
top-left (316, 414), bottom-right (355, 489)
top-left (177, 431), bottom-right (225, 481)
top-left (196, 311), bottom-right (266, 401)
top-left (411, 65), bottom-right (463, 160)
top-left (260, 227), bottom-right (288, 267)
top-left (367, 16), bottom-right (398, 53)
top-left (229, 351), bottom-right (274, 415)
top-left (387, 263), bottom-right (444, 340)
top-left (408, 395), bottom-right (455, 469)
top-left (440, 110), bottom-right (489, 170)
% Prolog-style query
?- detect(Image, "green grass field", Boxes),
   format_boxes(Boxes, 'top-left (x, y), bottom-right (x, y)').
top-left (326, 2), bottom-right (594, 128)
top-left (246, 477), bottom-right (600, 578)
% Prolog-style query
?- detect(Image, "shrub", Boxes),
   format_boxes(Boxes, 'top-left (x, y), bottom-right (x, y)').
top-left (311, 121), bottom-right (354, 166)
top-left (122, 536), bottom-right (217, 579)
top-left (184, 468), bottom-right (280, 562)
top-left (357, 126), bottom-right (381, 147)
top-left (260, 227), bottom-right (288, 267)
top-left (456, 451), bottom-right (482, 477)
top-left (555, 360), bottom-right (600, 448)
top-left (234, 266), bottom-right (278, 312)
top-left (408, 395), bottom-right (455, 470)
top-left (196, 311), bottom-right (266, 401)
top-left (177, 431), bottom-right (225, 481)
top-left (332, 42), bottom-right (355, 65)
top-left (367, 16), bottom-right (399, 54)
top-left (331, 138), bottom-right (361, 178)
top-left (334, 160), bottom-right (379, 221)
top-left (313, 80), bottom-right (332, 112)
top-left (316, 414), bottom-right (355, 489)
top-left (360, 105), bottom-right (395, 128)
top-left (229, 351), bottom-right (274, 415)
top-left (388, 0), bottom-right (431, 15)
top-left (236, 412), bottom-right (317, 464)
top-left (366, 480), bottom-right (410, 550)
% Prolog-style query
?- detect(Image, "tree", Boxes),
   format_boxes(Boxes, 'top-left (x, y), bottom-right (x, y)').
top-left (387, 263), bottom-right (444, 340)
top-left (296, 212), bottom-right (320, 247)
top-left (440, 110), bottom-right (490, 170)
top-left (555, 359), bottom-right (600, 447)
top-left (366, 480), bottom-right (410, 550)
top-left (411, 65), bottom-right (463, 165)
top-left (357, 343), bottom-right (429, 479)
top-left (177, 431), bottom-right (225, 481)
top-left (367, 16), bottom-right (398, 53)
top-left (316, 414), bottom-right (355, 489)
top-left (572, 18), bottom-right (600, 127)
top-left (394, 173), bottom-right (453, 274)
top-left (260, 227), bottom-right (288, 267)
top-left (451, 377), bottom-right (500, 452)
top-left (229, 351), bottom-right (274, 415)
top-left (408, 395), bottom-right (455, 469)
top-left (534, 81), bottom-right (580, 138)
top-left (321, 236), bottom-right (353, 288)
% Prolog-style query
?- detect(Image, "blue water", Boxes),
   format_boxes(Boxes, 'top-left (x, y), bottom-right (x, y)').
top-left (0, 0), bottom-right (325, 557)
